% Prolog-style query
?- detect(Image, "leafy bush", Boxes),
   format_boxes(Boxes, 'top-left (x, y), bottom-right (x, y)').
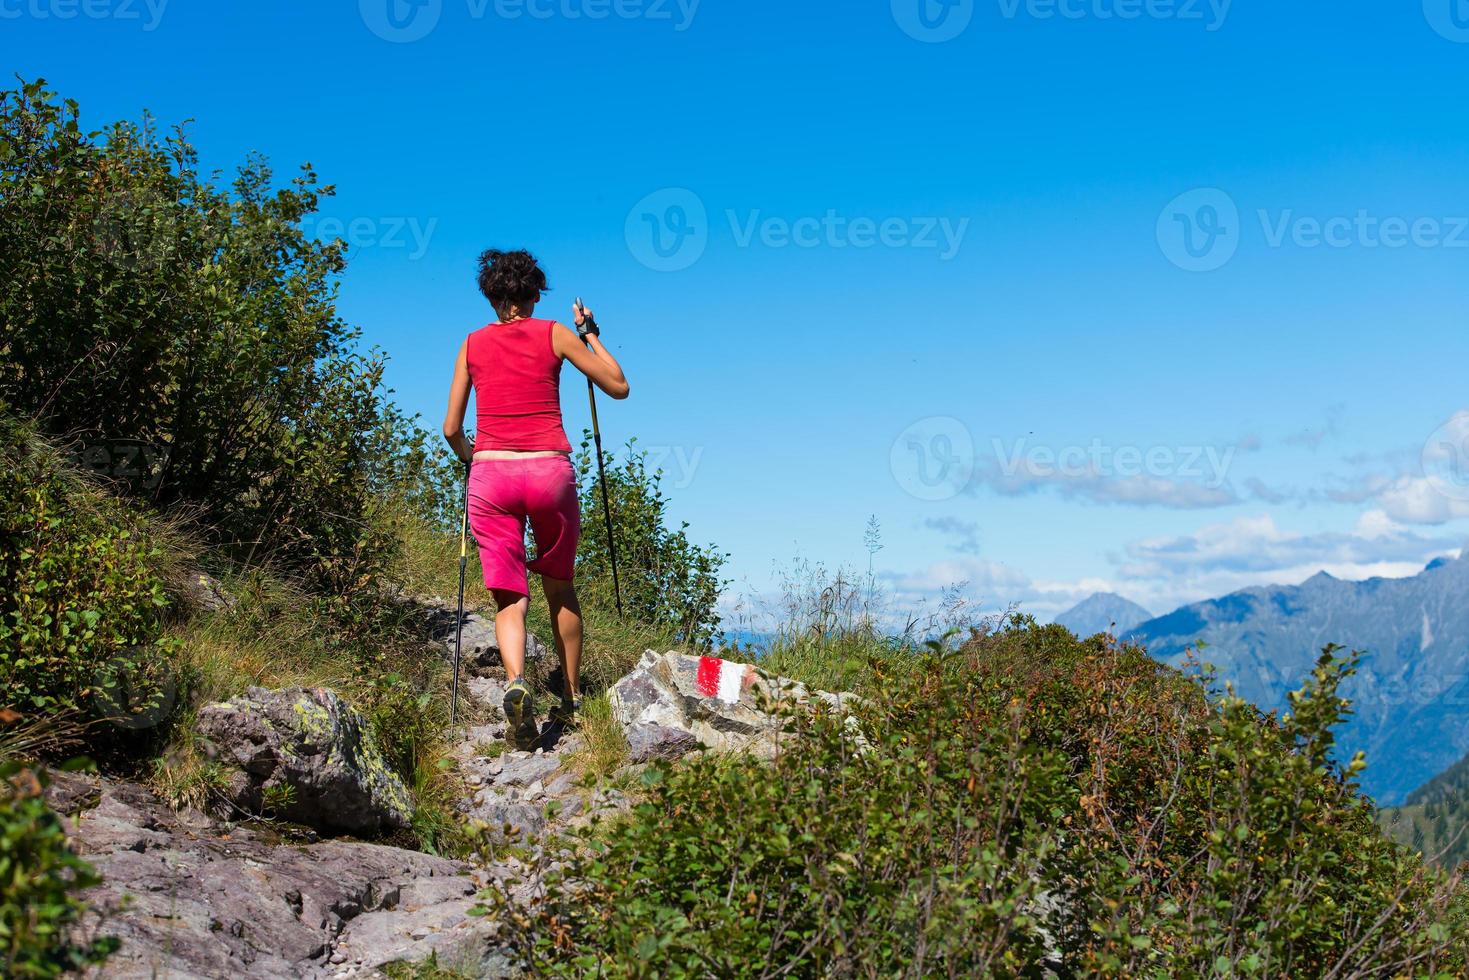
top-left (0, 78), bottom-right (457, 595)
top-left (481, 623), bottom-right (1468, 976)
top-left (0, 763), bottom-right (115, 977)
top-left (573, 438), bottom-right (726, 649)
top-left (0, 415), bottom-right (176, 720)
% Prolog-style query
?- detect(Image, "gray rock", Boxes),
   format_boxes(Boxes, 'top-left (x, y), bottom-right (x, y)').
top-left (553, 794), bottom-right (585, 820)
top-left (432, 609), bottom-right (548, 671)
top-left (42, 768), bottom-right (102, 815)
top-left (626, 722), bottom-right (702, 763)
top-left (195, 686), bottom-right (413, 834)
top-left (561, 732), bottom-right (585, 752)
top-left (607, 650), bottom-right (858, 758)
top-left (496, 752), bottom-right (561, 788)
top-left (543, 772), bottom-right (578, 798)
top-left (333, 894), bottom-right (517, 979)
top-left (469, 795), bottom-right (548, 843)
top-left (182, 569), bottom-right (235, 613)
top-left (64, 778), bottom-right (515, 979)
top-left (465, 675), bottom-right (508, 718)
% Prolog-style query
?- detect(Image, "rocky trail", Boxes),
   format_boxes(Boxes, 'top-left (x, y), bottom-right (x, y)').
top-left (53, 608), bottom-right (856, 979)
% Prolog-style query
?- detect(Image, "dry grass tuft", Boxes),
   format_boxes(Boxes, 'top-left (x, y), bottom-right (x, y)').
top-left (562, 693), bottom-right (629, 785)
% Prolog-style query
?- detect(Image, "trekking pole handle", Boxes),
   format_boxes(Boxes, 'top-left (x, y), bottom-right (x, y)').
top-left (574, 297), bottom-right (599, 340)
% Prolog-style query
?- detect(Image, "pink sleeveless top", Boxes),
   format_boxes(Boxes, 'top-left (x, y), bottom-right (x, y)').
top-left (466, 319), bottom-right (572, 453)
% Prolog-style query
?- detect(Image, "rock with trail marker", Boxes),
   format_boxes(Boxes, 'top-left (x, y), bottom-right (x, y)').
top-left (196, 686), bottom-right (414, 834)
top-left (607, 650), bottom-right (858, 758)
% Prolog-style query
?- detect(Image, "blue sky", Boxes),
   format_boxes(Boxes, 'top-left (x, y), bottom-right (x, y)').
top-left (13, 0), bottom-right (1469, 623)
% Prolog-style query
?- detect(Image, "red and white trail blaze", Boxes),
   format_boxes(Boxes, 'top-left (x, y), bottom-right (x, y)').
top-left (696, 656), bottom-right (750, 705)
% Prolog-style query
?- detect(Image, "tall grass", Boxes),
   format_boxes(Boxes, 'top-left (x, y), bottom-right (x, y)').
top-left (734, 557), bottom-right (985, 695)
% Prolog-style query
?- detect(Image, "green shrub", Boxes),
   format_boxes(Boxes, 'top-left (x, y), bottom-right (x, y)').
top-left (572, 438), bottom-right (726, 649)
top-left (0, 416), bottom-right (176, 720)
top-left (0, 78), bottom-right (458, 596)
top-left (0, 764), bottom-right (115, 977)
top-left (480, 623), bottom-right (1467, 977)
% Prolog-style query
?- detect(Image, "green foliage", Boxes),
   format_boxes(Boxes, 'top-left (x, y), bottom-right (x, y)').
top-left (480, 625), bottom-right (1467, 977)
top-left (260, 782), bottom-right (297, 815)
top-left (0, 78), bottom-right (458, 595)
top-left (0, 415), bottom-right (177, 720)
top-left (367, 667), bottom-right (448, 786)
top-left (573, 438), bottom-right (727, 649)
top-left (0, 764), bottom-right (116, 977)
top-left (0, 76), bottom-right (464, 848)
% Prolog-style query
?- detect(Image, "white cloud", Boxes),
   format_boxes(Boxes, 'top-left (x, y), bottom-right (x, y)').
top-left (1322, 472), bottom-right (1393, 505)
top-left (866, 513), bottom-right (1463, 630)
top-left (971, 460), bottom-right (1239, 510)
top-left (1377, 475), bottom-right (1469, 525)
top-left (882, 557), bottom-right (1029, 596)
top-left (1119, 513), bottom-right (1456, 579)
top-left (1354, 509), bottom-right (1405, 539)
top-left (1314, 411), bottom-right (1469, 524)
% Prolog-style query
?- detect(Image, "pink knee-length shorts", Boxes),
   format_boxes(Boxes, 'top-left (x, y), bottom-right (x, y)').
top-left (467, 455), bottom-right (580, 595)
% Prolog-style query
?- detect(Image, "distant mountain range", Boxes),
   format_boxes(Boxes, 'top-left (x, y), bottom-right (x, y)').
top-left (1054, 593), bottom-right (1153, 639)
top-left (1056, 554), bottom-right (1469, 804)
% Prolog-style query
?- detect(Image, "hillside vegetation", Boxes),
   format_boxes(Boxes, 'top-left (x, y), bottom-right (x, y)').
top-left (485, 625), bottom-right (1469, 977)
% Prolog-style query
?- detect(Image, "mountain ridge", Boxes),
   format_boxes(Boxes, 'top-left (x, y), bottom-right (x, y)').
top-left (1127, 553), bottom-right (1469, 804)
top-left (1054, 592), bottom-right (1154, 638)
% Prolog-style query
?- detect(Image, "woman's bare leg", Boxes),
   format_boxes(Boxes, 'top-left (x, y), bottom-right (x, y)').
top-left (541, 577), bottom-right (582, 700)
top-left (492, 589), bottom-right (531, 681)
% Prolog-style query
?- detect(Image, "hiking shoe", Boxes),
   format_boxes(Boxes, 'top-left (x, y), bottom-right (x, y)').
top-left (549, 696), bottom-right (583, 727)
top-left (502, 678), bottom-right (538, 749)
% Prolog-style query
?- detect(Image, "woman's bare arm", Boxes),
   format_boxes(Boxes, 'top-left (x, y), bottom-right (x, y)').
top-left (442, 338), bottom-right (475, 461)
top-left (553, 307), bottom-right (630, 399)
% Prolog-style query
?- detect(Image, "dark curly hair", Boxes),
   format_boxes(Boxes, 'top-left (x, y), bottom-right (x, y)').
top-left (477, 248), bottom-right (549, 314)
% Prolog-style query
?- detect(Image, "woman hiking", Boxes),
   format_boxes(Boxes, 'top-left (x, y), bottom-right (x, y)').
top-left (442, 249), bottom-right (630, 747)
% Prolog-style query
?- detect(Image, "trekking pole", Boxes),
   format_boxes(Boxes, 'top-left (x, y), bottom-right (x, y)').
top-left (451, 460), bottom-right (471, 725)
top-left (577, 298), bottom-right (624, 615)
